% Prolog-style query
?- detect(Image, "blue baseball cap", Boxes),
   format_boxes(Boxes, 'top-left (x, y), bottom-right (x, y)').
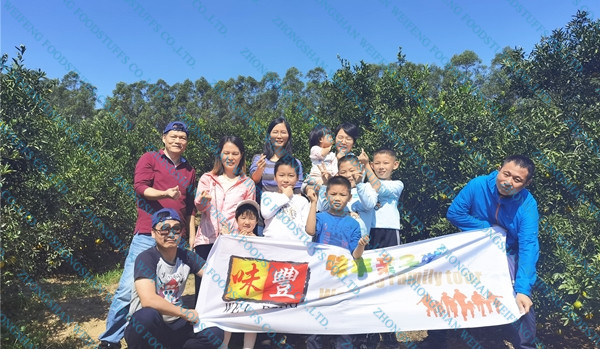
top-left (163, 121), bottom-right (188, 135)
top-left (152, 208), bottom-right (182, 228)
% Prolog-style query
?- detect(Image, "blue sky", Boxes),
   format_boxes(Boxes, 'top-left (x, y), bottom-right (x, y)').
top-left (2, 0), bottom-right (598, 100)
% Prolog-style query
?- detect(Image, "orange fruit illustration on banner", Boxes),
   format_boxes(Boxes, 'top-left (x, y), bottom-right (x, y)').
top-left (224, 256), bottom-right (310, 305)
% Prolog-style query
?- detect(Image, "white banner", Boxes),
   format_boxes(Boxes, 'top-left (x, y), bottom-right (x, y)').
top-left (195, 227), bottom-right (522, 334)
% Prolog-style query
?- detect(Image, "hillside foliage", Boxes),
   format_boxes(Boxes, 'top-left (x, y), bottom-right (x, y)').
top-left (1, 11), bottom-right (599, 343)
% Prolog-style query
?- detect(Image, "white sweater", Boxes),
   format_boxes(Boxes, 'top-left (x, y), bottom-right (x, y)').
top-left (261, 192), bottom-right (312, 242)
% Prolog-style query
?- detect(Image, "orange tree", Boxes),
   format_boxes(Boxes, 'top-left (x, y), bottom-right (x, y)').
top-left (1, 12), bottom-right (598, 345)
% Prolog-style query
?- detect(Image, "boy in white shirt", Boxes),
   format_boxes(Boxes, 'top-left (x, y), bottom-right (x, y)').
top-left (261, 157), bottom-right (312, 243)
top-left (359, 148), bottom-right (404, 349)
top-left (360, 148), bottom-right (404, 249)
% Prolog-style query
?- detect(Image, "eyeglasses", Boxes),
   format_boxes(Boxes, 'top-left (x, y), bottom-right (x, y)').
top-left (154, 224), bottom-right (182, 236)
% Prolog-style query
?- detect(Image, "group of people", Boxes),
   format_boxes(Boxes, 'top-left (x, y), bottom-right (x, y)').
top-left (97, 117), bottom-right (540, 349)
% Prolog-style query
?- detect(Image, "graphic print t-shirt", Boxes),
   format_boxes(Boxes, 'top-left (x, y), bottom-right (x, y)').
top-left (129, 247), bottom-right (202, 322)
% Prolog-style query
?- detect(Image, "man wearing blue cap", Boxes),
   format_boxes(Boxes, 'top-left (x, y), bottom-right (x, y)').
top-left (124, 208), bottom-right (223, 349)
top-left (100, 121), bottom-right (197, 348)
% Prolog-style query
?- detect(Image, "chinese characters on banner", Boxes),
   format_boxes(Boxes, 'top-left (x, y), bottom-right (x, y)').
top-left (224, 257), bottom-right (310, 304)
top-left (195, 227), bottom-right (522, 335)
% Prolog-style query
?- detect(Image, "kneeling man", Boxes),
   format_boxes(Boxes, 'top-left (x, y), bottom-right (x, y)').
top-left (125, 208), bottom-right (223, 349)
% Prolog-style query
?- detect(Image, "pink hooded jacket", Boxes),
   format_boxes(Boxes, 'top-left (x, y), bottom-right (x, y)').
top-left (193, 172), bottom-right (256, 246)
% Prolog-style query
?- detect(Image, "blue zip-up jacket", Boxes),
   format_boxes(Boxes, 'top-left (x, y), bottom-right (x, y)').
top-left (447, 170), bottom-right (539, 296)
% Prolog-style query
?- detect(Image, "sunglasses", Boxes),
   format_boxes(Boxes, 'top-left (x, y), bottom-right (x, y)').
top-left (153, 224), bottom-right (182, 236)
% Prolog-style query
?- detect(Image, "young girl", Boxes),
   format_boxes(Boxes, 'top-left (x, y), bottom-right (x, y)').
top-left (303, 122), bottom-right (360, 195)
top-left (219, 200), bottom-right (259, 349)
top-left (261, 157), bottom-right (311, 242)
top-left (307, 125), bottom-right (337, 186)
top-left (192, 136), bottom-right (255, 297)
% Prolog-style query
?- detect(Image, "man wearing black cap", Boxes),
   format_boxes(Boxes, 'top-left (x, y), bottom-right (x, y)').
top-left (100, 121), bottom-right (197, 348)
top-left (124, 208), bottom-right (223, 349)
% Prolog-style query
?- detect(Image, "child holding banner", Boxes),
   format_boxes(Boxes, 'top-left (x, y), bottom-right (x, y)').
top-left (306, 175), bottom-right (369, 349)
top-left (306, 175), bottom-right (369, 258)
top-left (259, 157), bottom-right (310, 349)
top-left (359, 148), bottom-right (403, 348)
top-left (220, 200), bottom-right (260, 237)
top-left (219, 200), bottom-right (260, 349)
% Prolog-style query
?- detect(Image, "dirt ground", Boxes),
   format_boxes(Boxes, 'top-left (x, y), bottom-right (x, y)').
top-left (36, 276), bottom-right (597, 349)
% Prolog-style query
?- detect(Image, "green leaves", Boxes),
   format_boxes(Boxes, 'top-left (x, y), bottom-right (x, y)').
top-left (2, 12), bottom-right (600, 330)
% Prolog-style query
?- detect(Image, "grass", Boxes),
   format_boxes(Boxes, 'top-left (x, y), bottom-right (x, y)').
top-left (3, 266), bottom-right (597, 349)
top-left (1, 265), bottom-right (124, 349)
top-left (95, 266), bottom-right (124, 288)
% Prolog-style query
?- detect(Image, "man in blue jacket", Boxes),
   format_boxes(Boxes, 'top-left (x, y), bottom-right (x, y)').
top-left (426, 155), bottom-right (539, 349)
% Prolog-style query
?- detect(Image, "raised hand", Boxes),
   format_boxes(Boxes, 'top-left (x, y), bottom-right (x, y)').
top-left (165, 186), bottom-right (181, 200)
top-left (220, 221), bottom-right (233, 235)
top-left (197, 190), bottom-right (212, 210)
top-left (358, 148), bottom-right (370, 166)
top-left (282, 185), bottom-right (294, 198)
top-left (318, 164), bottom-right (331, 184)
top-left (257, 154), bottom-right (267, 170)
top-left (358, 235), bottom-right (370, 246)
top-left (306, 188), bottom-right (318, 203)
top-left (240, 229), bottom-right (256, 236)
top-left (352, 171), bottom-right (363, 185)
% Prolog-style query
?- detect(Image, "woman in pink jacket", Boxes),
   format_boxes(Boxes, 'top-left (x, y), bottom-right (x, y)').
top-left (191, 135), bottom-right (256, 296)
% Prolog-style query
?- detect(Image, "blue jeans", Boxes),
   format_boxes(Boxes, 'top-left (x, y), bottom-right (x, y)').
top-left (99, 234), bottom-right (156, 344)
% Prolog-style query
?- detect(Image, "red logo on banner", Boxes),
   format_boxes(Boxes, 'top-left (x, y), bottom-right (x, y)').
top-left (223, 256), bottom-right (310, 305)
